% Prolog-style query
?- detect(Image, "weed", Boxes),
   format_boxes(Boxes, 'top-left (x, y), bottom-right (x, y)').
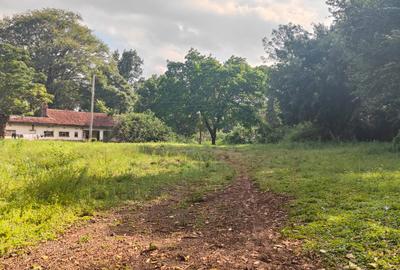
top-left (78, 234), bottom-right (90, 244)
top-left (186, 191), bottom-right (206, 204)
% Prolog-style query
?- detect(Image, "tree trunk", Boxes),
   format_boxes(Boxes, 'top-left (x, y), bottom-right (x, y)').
top-left (203, 116), bottom-right (218, 145)
top-left (211, 131), bottom-right (217, 145)
top-left (0, 114), bottom-right (9, 138)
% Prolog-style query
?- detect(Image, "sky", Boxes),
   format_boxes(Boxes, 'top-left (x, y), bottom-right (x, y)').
top-left (0, 0), bottom-right (331, 77)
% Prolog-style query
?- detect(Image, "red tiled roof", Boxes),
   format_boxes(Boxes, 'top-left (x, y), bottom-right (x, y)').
top-left (9, 109), bottom-right (115, 128)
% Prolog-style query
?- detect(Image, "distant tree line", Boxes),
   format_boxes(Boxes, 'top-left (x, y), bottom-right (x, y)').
top-left (264, 0), bottom-right (400, 141)
top-left (134, 0), bottom-right (400, 143)
top-left (1, 1), bottom-right (399, 143)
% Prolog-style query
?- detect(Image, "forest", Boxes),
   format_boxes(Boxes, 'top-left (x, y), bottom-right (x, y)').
top-left (1, 0), bottom-right (399, 145)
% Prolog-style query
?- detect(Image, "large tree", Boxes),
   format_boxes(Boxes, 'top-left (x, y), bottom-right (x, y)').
top-left (0, 9), bottom-right (136, 113)
top-left (328, 0), bottom-right (400, 140)
top-left (262, 1), bottom-right (400, 141)
top-left (0, 44), bottom-right (51, 137)
top-left (0, 9), bottom-right (106, 109)
top-left (264, 24), bottom-right (356, 139)
top-left (137, 49), bottom-right (267, 144)
top-left (80, 64), bottom-right (136, 114)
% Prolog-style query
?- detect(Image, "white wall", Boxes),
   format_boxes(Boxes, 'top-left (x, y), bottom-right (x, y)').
top-left (5, 123), bottom-right (108, 141)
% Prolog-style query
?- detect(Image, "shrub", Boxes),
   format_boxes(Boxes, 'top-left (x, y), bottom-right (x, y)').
top-left (114, 112), bottom-right (172, 142)
top-left (222, 125), bottom-right (256, 144)
top-left (256, 123), bottom-right (287, 144)
top-left (285, 122), bottom-right (322, 142)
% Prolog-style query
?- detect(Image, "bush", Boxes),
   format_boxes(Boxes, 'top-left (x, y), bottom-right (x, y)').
top-left (392, 131), bottom-right (400, 152)
top-left (285, 122), bottom-right (322, 142)
top-left (114, 112), bottom-right (172, 142)
top-left (221, 123), bottom-right (288, 145)
top-left (256, 123), bottom-right (287, 144)
top-left (222, 125), bottom-right (256, 144)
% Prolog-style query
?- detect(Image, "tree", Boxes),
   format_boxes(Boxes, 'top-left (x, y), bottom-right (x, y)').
top-left (0, 9), bottom-right (107, 109)
top-left (262, 1), bottom-right (400, 141)
top-left (0, 9), bottom-right (135, 113)
top-left (115, 49), bottom-right (144, 84)
top-left (80, 64), bottom-right (136, 114)
top-left (137, 49), bottom-right (267, 144)
top-left (327, 0), bottom-right (400, 140)
top-left (0, 44), bottom-right (52, 137)
top-left (263, 24), bottom-right (356, 140)
top-left (137, 66), bottom-right (200, 137)
top-left (135, 75), bottom-right (163, 113)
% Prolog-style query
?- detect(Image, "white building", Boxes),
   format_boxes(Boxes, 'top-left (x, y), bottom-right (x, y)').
top-left (5, 105), bottom-right (114, 141)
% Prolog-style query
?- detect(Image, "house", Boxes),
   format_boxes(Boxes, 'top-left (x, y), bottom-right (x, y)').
top-left (4, 105), bottom-right (114, 141)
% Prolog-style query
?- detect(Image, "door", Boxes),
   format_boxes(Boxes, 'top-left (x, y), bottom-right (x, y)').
top-left (83, 130), bottom-right (100, 141)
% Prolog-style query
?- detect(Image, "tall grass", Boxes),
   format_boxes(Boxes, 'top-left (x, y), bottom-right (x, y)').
top-left (240, 142), bottom-right (400, 269)
top-left (0, 141), bottom-right (233, 255)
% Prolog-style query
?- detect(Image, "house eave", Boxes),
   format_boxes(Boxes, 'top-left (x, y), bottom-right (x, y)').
top-left (7, 121), bottom-right (113, 130)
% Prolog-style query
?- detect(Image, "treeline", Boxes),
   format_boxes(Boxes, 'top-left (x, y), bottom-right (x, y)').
top-left (1, 1), bottom-right (399, 144)
top-left (264, 0), bottom-right (400, 141)
top-left (134, 0), bottom-right (400, 143)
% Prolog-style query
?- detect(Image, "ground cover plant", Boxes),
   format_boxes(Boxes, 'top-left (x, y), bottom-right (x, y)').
top-left (239, 143), bottom-right (400, 269)
top-left (0, 140), bottom-right (233, 255)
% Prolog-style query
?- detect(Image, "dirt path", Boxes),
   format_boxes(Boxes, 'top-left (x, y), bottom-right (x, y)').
top-left (1, 151), bottom-right (320, 270)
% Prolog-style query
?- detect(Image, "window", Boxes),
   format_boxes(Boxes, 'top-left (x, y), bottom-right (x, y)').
top-left (44, 131), bottom-right (54, 137)
top-left (59, 131), bottom-right (70, 138)
top-left (74, 132), bottom-right (79, 138)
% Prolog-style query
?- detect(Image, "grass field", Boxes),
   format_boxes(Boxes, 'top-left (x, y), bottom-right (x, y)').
top-left (2, 140), bottom-right (400, 269)
top-left (240, 143), bottom-right (400, 269)
top-left (0, 140), bottom-right (234, 255)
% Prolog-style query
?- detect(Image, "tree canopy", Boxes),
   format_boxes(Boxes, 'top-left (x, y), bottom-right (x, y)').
top-left (114, 49), bottom-right (144, 84)
top-left (0, 43), bottom-right (52, 137)
top-left (263, 0), bottom-right (400, 141)
top-left (136, 49), bottom-right (267, 144)
top-left (0, 9), bottom-right (139, 113)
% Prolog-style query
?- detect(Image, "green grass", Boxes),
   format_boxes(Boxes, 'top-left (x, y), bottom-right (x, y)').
top-left (239, 142), bottom-right (400, 269)
top-left (3, 140), bottom-right (399, 268)
top-left (0, 140), bottom-right (233, 255)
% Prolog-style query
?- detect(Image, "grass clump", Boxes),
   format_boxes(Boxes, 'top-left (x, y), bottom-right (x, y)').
top-left (0, 141), bottom-right (233, 255)
top-left (240, 142), bottom-right (400, 269)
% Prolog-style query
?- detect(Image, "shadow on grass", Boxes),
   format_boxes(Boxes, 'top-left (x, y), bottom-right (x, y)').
top-left (0, 143), bottom-right (232, 255)
top-left (239, 142), bottom-right (400, 269)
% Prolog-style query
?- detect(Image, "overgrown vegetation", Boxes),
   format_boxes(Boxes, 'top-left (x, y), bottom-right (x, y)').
top-left (240, 143), bottom-right (400, 269)
top-left (264, 0), bottom-right (400, 141)
top-left (113, 112), bottom-right (173, 143)
top-left (0, 141), bottom-right (233, 255)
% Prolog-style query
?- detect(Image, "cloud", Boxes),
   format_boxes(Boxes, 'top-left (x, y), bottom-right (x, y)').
top-left (0, 0), bottom-right (330, 77)
top-left (190, 0), bottom-right (324, 26)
